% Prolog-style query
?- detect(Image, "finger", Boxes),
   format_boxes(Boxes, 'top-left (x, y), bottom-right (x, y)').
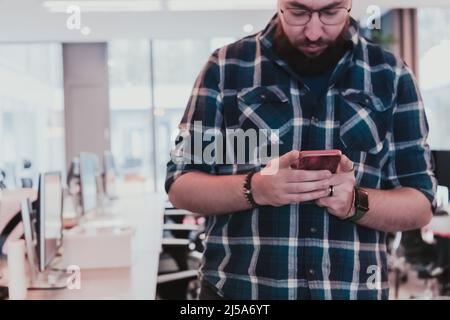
top-left (328, 172), bottom-right (356, 188)
top-left (277, 150), bottom-right (300, 169)
top-left (315, 199), bottom-right (326, 207)
top-left (315, 195), bottom-right (334, 208)
top-left (328, 173), bottom-right (347, 186)
top-left (263, 150), bottom-right (299, 175)
top-left (285, 188), bottom-right (330, 203)
top-left (284, 179), bottom-right (331, 194)
top-left (337, 154), bottom-right (354, 173)
top-left (286, 169), bottom-right (332, 182)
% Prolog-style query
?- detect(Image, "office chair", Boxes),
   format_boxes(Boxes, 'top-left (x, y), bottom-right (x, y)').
top-left (387, 229), bottom-right (440, 299)
top-left (402, 228), bottom-right (450, 299)
top-left (156, 203), bottom-right (204, 300)
top-left (156, 251), bottom-right (200, 300)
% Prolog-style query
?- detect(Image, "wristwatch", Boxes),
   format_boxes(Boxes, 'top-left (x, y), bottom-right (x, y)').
top-left (243, 171), bottom-right (258, 208)
top-left (347, 187), bottom-right (369, 222)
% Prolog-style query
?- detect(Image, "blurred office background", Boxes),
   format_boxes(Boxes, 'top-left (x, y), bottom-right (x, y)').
top-left (0, 0), bottom-right (449, 190)
top-left (0, 0), bottom-right (450, 300)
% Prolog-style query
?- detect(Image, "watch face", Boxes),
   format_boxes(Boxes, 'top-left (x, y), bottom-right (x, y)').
top-left (357, 188), bottom-right (369, 211)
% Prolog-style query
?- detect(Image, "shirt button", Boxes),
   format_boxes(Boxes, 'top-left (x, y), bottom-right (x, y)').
top-left (308, 269), bottom-right (315, 276)
top-left (310, 227), bottom-right (317, 234)
top-left (311, 117), bottom-right (318, 123)
top-left (260, 94), bottom-right (266, 99)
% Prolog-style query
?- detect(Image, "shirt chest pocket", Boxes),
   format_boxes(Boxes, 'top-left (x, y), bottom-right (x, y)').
top-left (229, 86), bottom-right (293, 138)
top-left (337, 90), bottom-right (393, 154)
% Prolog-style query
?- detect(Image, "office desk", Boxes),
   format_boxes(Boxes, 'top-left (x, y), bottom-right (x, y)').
top-left (2, 186), bottom-right (165, 300)
top-left (26, 253), bottom-right (159, 300)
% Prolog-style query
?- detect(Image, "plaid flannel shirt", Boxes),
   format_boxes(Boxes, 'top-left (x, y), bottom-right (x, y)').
top-left (165, 15), bottom-right (437, 300)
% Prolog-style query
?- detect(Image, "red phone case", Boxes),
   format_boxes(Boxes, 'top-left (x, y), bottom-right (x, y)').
top-left (291, 150), bottom-right (342, 173)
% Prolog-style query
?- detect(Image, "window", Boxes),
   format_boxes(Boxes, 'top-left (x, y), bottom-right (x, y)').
top-left (108, 37), bottom-right (235, 191)
top-left (108, 40), bottom-right (154, 188)
top-left (0, 43), bottom-right (65, 187)
top-left (152, 38), bottom-right (235, 188)
top-left (418, 9), bottom-right (450, 150)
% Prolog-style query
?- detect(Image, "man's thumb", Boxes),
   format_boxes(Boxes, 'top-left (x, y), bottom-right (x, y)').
top-left (278, 150), bottom-right (300, 168)
top-left (337, 154), bottom-right (354, 173)
top-left (262, 150), bottom-right (299, 176)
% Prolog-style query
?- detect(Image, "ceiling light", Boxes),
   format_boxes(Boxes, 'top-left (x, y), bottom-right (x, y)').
top-left (42, 1), bottom-right (163, 13)
top-left (243, 24), bottom-right (254, 33)
top-left (167, 0), bottom-right (276, 11)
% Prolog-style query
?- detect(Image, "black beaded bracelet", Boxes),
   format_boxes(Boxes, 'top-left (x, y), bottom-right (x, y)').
top-left (243, 171), bottom-right (258, 208)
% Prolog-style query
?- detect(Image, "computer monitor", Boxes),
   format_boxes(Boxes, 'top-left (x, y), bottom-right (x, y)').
top-left (22, 195), bottom-right (67, 289)
top-left (103, 151), bottom-right (117, 199)
top-left (79, 152), bottom-right (99, 216)
top-left (432, 150), bottom-right (450, 200)
top-left (34, 172), bottom-right (63, 272)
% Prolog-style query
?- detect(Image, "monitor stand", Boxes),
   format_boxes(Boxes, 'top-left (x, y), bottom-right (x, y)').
top-left (28, 268), bottom-right (69, 290)
top-left (21, 199), bottom-right (70, 290)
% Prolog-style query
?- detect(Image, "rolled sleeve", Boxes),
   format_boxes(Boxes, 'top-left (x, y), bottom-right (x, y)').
top-left (381, 63), bottom-right (437, 210)
top-left (165, 49), bottom-right (223, 194)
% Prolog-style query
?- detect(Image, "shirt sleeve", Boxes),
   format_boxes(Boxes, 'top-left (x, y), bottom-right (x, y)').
top-left (165, 49), bottom-right (223, 194)
top-left (381, 62), bottom-right (437, 211)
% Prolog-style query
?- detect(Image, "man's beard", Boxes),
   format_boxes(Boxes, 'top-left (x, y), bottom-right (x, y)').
top-left (274, 19), bottom-right (351, 76)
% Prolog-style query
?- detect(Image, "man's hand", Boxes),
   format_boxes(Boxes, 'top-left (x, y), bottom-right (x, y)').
top-left (315, 154), bottom-right (356, 219)
top-left (252, 150), bottom-right (332, 207)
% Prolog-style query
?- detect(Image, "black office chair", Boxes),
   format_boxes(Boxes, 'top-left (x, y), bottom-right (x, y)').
top-left (156, 251), bottom-right (200, 300)
top-left (400, 229), bottom-right (450, 299)
top-left (156, 203), bottom-right (204, 300)
top-left (432, 236), bottom-right (450, 296)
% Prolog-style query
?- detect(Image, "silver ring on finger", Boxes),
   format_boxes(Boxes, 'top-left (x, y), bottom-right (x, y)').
top-left (328, 185), bottom-right (334, 197)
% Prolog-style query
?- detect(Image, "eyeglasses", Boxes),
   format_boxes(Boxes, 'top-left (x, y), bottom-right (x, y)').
top-left (280, 6), bottom-right (351, 26)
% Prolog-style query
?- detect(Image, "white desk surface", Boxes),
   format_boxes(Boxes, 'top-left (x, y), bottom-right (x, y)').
top-left (1, 185), bottom-right (165, 300)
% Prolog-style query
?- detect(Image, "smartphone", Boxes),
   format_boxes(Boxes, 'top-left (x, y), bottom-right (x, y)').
top-left (291, 149), bottom-right (342, 173)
